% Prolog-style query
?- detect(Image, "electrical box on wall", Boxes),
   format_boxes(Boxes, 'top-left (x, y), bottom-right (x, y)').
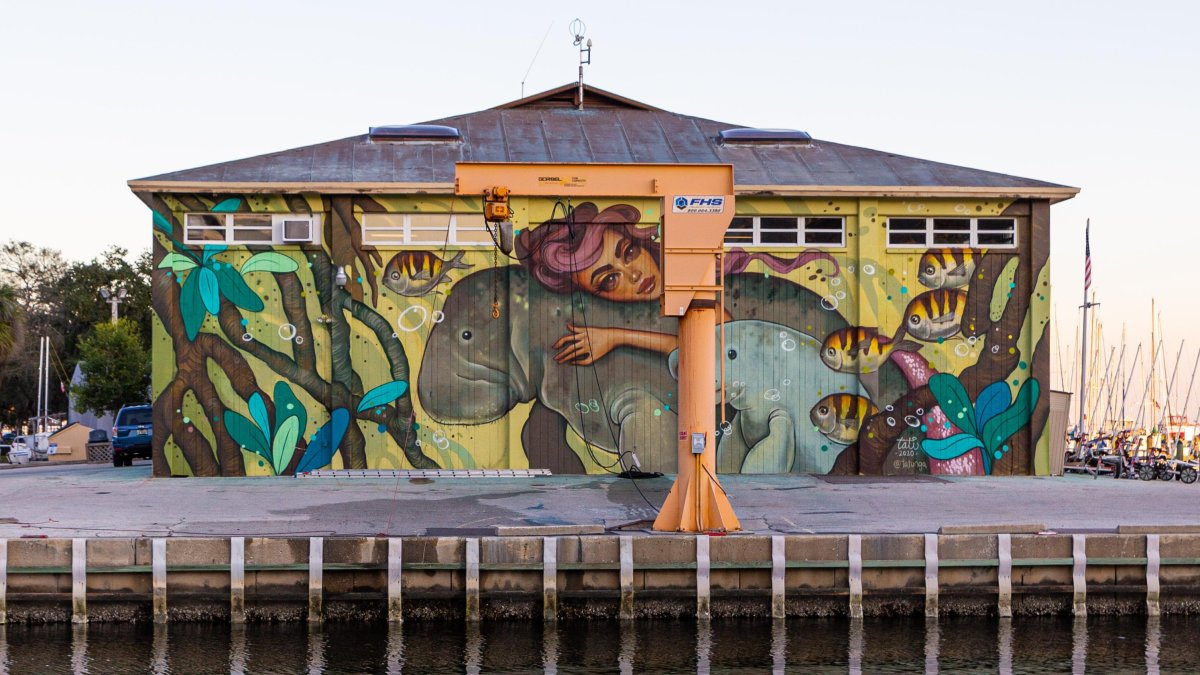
top-left (691, 432), bottom-right (705, 455)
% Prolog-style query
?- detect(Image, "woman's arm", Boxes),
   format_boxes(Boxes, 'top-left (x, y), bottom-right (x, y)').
top-left (553, 324), bottom-right (678, 365)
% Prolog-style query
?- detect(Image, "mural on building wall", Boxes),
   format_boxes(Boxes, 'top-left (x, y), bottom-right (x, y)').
top-left (141, 192), bottom-right (1049, 478)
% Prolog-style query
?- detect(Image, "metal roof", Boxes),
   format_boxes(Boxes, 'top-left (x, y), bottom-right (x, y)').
top-left (130, 83), bottom-right (1078, 201)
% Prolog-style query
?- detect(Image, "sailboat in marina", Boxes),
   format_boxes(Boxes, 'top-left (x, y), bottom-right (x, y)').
top-left (1061, 222), bottom-right (1200, 477)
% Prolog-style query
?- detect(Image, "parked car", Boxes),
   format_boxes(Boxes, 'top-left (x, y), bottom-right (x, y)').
top-left (112, 404), bottom-right (152, 467)
top-left (0, 431), bottom-right (13, 461)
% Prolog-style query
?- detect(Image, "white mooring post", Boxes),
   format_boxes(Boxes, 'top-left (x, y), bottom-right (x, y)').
top-left (388, 538), bottom-right (404, 623)
top-left (771, 535), bottom-right (785, 620)
top-left (0, 538), bottom-right (7, 625)
top-left (465, 539), bottom-right (480, 622)
top-left (230, 537), bottom-right (246, 624)
top-left (924, 533), bottom-right (939, 618)
top-left (152, 538), bottom-right (168, 623)
top-left (1072, 534), bottom-right (1088, 617)
top-left (997, 534), bottom-right (1013, 618)
top-left (542, 536), bottom-right (558, 622)
top-left (1146, 534), bottom-right (1161, 616)
top-left (72, 538), bottom-right (87, 624)
top-left (695, 535), bottom-right (711, 620)
top-left (308, 537), bottom-right (324, 624)
top-left (619, 536), bottom-right (634, 620)
top-left (848, 535), bottom-right (863, 619)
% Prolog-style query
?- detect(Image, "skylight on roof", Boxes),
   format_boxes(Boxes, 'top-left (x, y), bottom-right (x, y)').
top-left (719, 128), bottom-right (811, 144)
top-left (368, 124), bottom-right (461, 142)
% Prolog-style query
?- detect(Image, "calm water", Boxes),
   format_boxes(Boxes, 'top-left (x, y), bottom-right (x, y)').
top-left (0, 615), bottom-right (1194, 673)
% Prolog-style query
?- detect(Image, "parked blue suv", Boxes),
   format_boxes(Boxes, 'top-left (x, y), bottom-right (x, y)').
top-left (112, 404), bottom-right (152, 467)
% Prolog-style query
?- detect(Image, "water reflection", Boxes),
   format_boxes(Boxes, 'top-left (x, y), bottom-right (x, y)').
top-left (770, 618), bottom-right (786, 674)
top-left (924, 618), bottom-right (939, 674)
top-left (1072, 616), bottom-right (1088, 674)
top-left (997, 617), bottom-right (1013, 675)
top-left (1, 615), bottom-right (1199, 672)
top-left (384, 624), bottom-right (403, 675)
top-left (617, 620), bottom-right (634, 675)
top-left (1146, 615), bottom-right (1161, 675)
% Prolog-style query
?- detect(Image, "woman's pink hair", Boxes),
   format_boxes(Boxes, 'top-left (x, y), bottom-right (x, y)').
top-left (723, 248), bottom-right (840, 276)
top-left (517, 203), bottom-right (657, 294)
top-left (518, 202), bottom-right (841, 294)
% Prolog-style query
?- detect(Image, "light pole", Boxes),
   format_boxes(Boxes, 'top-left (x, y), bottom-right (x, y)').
top-left (100, 286), bottom-right (127, 324)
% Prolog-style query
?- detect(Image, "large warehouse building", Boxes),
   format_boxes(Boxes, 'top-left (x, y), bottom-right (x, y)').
top-left (129, 83), bottom-right (1077, 478)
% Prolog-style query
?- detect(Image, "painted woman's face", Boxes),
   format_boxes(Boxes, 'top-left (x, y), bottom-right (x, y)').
top-left (572, 229), bottom-right (662, 302)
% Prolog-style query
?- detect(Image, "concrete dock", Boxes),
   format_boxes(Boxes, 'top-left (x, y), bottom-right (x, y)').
top-left (2, 462), bottom-right (1200, 623)
top-left (2, 462), bottom-right (1198, 538)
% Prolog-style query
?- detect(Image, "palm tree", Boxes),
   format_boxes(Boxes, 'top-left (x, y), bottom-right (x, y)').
top-left (0, 285), bottom-right (24, 363)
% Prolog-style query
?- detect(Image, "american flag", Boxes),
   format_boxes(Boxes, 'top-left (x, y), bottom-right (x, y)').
top-left (1084, 219), bottom-right (1092, 292)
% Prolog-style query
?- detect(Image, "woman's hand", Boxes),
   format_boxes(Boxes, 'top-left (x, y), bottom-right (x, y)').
top-left (553, 323), bottom-right (618, 365)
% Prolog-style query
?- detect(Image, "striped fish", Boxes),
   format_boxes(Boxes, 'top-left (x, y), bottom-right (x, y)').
top-left (918, 248), bottom-right (979, 289)
top-left (382, 250), bottom-right (471, 297)
top-left (820, 327), bottom-right (921, 374)
top-left (810, 394), bottom-right (879, 444)
top-left (902, 289), bottom-right (969, 341)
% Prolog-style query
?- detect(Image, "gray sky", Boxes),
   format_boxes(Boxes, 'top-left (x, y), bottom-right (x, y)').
top-left (2, 0), bottom-right (1197, 402)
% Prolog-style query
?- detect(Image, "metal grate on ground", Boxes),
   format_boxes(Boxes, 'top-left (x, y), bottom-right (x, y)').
top-left (299, 469), bottom-right (552, 479)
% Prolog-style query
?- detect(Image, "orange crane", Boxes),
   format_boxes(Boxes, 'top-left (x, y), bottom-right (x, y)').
top-left (456, 162), bottom-right (741, 532)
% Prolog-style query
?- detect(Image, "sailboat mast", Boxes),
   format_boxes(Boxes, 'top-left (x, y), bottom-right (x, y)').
top-left (1150, 299), bottom-right (1156, 430)
top-left (1078, 219), bottom-right (1097, 435)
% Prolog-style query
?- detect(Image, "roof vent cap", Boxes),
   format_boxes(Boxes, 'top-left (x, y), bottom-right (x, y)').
top-left (719, 128), bottom-right (811, 144)
top-left (368, 124), bottom-right (461, 142)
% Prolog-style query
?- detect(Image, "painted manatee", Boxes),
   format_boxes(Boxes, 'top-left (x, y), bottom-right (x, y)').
top-left (419, 265), bottom-right (908, 473)
top-left (671, 320), bottom-right (862, 474)
top-left (418, 265), bottom-right (681, 472)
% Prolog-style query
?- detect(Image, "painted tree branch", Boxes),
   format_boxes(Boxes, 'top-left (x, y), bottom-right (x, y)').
top-left (312, 254), bottom-right (438, 469)
top-left (277, 273), bottom-right (316, 372)
top-left (152, 249), bottom-right (257, 476)
top-left (960, 253), bottom-right (1012, 340)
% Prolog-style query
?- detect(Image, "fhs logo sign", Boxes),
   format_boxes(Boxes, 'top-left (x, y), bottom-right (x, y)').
top-left (671, 195), bottom-right (725, 214)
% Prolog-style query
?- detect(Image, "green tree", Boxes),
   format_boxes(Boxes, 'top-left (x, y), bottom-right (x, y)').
top-left (0, 241), bottom-right (66, 427)
top-left (0, 285), bottom-right (23, 364)
top-left (0, 242), bottom-right (151, 427)
top-left (73, 320), bottom-right (150, 417)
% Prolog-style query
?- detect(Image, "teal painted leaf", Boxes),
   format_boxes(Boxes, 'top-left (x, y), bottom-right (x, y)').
top-left (213, 264), bottom-right (264, 312)
top-left (198, 266), bottom-right (220, 316)
top-left (357, 380), bottom-right (409, 413)
top-left (295, 409), bottom-right (351, 474)
top-left (157, 253), bottom-right (197, 273)
top-left (201, 246), bottom-right (227, 267)
top-left (248, 392), bottom-right (271, 441)
top-left (974, 381), bottom-right (1012, 431)
top-left (241, 252), bottom-right (299, 275)
top-left (224, 410), bottom-right (270, 460)
top-left (981, 379), bottom-right (1041, 455)
top-left (180, 272), bottom-right (206, 341)
top-left (928, 373), bottom-right (976, 436)
top-left (211, 198), bottom-right (242, 213)
top-left (273, 380), bottom-right (307, 441)
top-left (152, 211), bottom-right (173, 234)
top-left (272, 416), bottom-right (301, 475)
top-left (921, 433), bottom-right (985, 461)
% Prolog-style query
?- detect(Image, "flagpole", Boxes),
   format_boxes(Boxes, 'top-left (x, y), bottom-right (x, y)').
top-left (1078, 219), bottom-right (1099, 436)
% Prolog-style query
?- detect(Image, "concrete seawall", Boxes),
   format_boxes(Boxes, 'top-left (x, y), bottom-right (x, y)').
top-left (2, 531), bottom-right (1197, 624)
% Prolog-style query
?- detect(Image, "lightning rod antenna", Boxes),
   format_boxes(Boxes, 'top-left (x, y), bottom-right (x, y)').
top-left (521, 21), bottom-right (554, 98)
top-left (570, 18), bottom-right (592, 109)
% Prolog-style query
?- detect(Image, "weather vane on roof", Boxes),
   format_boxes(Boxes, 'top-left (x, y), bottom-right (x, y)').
top-left (571, 19), bottom-right (592, 110)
